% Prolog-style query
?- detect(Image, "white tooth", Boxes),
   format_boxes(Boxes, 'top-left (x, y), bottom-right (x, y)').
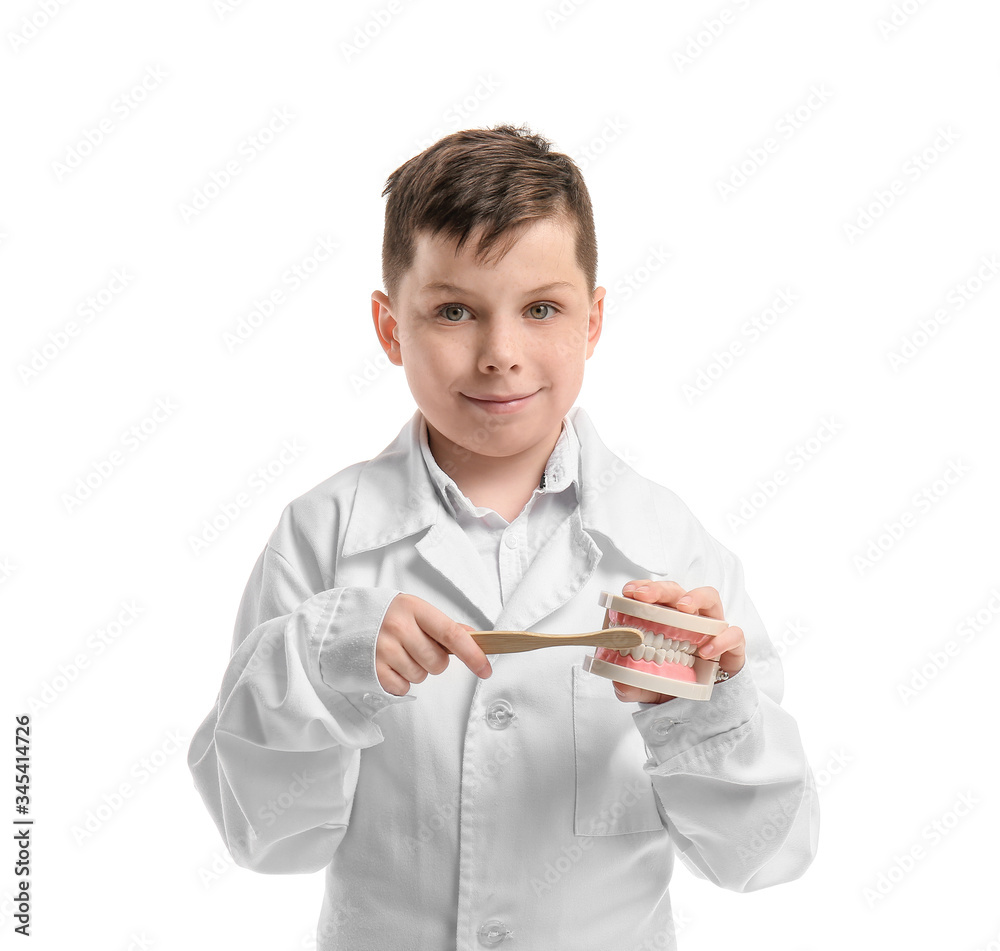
top-left (653, 648), bottom-right (667, 665)
top-left (679, 640), bottom-right (692, 653)
top-left (642, 632), bottom-right (655, 647)
top-left (629, 643), bottom-right (645, 660)
top-left (652, 633), bottom-right (664, 650)
top-left (685, 653), bottom-right (695, 667)
top-left (618, 648), bottom-right (629, 656)
top-left (643, 645), bottom-right (655, 662)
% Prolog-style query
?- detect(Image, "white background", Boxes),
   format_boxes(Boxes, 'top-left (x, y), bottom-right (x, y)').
top-left (4, 0), bottom-right (999, 948)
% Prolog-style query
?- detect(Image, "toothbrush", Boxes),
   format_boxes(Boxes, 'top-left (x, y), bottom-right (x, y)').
top-left (444, 627), bottom-right (644, 655)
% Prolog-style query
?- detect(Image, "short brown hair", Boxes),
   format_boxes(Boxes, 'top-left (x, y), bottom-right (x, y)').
top-left (380, 123), bottom-right (597, 302)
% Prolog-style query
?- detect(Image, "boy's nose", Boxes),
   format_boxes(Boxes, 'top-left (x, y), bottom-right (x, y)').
top-left (476, 321), bottom-right (523, 371)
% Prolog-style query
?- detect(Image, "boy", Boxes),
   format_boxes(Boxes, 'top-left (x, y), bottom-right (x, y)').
top-left (188, 124), bottom-right (819, 950)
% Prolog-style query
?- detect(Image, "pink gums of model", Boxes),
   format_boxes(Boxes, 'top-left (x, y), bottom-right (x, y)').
top-left (593, 608), bottom-right (715, 683)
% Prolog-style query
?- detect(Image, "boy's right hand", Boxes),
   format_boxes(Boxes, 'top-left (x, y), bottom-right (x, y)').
top-left (375, 592), bottom-right (493, 696)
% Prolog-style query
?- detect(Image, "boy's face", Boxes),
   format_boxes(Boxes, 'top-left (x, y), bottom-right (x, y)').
top-left (371, 215), bottom-right (605, 472)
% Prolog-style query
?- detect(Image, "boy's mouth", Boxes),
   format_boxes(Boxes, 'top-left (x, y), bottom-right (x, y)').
top-left (463, 391), bottom-right (538, 413)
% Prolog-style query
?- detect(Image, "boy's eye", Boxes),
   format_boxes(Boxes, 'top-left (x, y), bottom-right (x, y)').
top-left (439, 304), bottom-right (469, 322)
top-left (528, 303), bottom-right (556, 319)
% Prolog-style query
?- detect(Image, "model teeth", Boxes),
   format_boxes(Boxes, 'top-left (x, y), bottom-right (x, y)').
top-left (616, 629), bottom-right (700, 668)
top-left (650, 628), bottom-right (696, 653)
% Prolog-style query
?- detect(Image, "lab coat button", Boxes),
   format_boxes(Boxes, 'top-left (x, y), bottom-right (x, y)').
top-left (363, 692), bottom-right (388, 710)
top-left (504, 533), bottom-right (518, 549)
top-left (485, 699), bottom-right (515, 730)
top-left (477, 919), bottom-right (512, 945)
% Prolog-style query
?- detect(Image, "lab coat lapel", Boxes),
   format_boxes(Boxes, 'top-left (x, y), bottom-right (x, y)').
top-left (492, 506), bottom-right (603, 634)
top-left (342, 410), bottom-right (504, 625)
top-left (414, 516), bottom-right (503, 626)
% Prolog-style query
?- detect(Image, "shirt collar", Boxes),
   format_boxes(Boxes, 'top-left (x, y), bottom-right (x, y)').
top-left (341, 405), bottom-right (669, 574)
top-left (417, 413), bottom-right (578, 521)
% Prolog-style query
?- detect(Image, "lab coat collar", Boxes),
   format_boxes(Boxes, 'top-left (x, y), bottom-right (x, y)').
top-left (342, 405), bottom-right (668, 582)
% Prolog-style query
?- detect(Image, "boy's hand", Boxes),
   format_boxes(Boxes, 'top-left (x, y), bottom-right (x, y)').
top-left (375, 593), bottom-right (493, 696)
top-left (611, 580), bottom-right (746, 704)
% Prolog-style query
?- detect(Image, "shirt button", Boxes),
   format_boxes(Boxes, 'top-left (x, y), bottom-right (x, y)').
top-left (485, 699), bottom-right (515, 730)
top-left (504, 534), bottom-right (518, 549)
top-left (363, 692), bottom-right (388, 710)
top-left (652, 717), bottom-right (673, 737)
top-left (477, 919), bottom-right (512, 946)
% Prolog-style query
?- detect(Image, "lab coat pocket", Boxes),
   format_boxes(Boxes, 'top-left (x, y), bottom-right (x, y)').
top-left (572, 663), bottom-right (664, 836)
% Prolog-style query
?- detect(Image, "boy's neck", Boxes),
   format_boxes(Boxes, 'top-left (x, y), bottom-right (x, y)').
top-left (426, 421), bottom-right (563, 523)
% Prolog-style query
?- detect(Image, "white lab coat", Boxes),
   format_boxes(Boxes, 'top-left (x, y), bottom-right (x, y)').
top-left (187, 405), bottom-right (819, 951)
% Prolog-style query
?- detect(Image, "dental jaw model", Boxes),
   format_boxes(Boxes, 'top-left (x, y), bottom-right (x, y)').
top-left (582, 591), bottom-right (730, 701)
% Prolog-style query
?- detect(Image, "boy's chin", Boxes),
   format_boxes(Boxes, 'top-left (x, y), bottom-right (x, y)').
top-left (430, 417), bottom-right (554, 456)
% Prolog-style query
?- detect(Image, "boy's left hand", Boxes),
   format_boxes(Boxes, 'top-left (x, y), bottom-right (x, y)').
top-left (612, 580), bottom-right (746, 704)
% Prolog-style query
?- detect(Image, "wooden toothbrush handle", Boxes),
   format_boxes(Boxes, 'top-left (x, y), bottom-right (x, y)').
top-left (447, 628), bottom-right (642, 655)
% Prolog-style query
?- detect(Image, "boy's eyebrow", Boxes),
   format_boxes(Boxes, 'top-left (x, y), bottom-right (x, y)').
top-left (419, 280), bottom-right (576, 297)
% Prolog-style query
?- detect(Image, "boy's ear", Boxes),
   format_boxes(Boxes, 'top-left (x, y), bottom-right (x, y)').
top-left (586, 286), bottom-right (606, 359)
top-left (371, 291), bottom-right (402, 367)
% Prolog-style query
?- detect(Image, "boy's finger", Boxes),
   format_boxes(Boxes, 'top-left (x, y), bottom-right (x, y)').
top-left (673, 585), bottom-right (724, 620)
top-left (613, 681), bottom-right (673, 704)
top-left (698, 625), bottom-right (745, 663)
top-left (413, 599), bottom-right (492, 677)
top-left (622, 579), bottom-right (687, 605)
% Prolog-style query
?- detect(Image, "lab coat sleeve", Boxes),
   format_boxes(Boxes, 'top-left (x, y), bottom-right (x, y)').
top-left (187, 541), bottom-right (415, 875)
top-left (630, 537), bottom-right (820, 892)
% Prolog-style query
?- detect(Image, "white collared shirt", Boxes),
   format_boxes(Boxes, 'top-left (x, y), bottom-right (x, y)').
top-left (188, 405), bottom-right (819, 951)
top-left (417, 414), bottom-right (580, 607)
